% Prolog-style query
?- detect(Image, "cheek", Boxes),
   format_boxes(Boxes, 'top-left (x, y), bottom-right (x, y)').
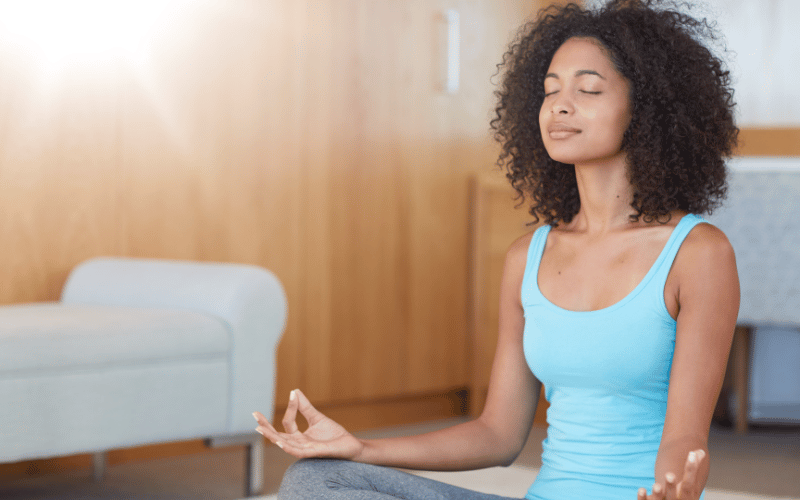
top-left (603, 105), bottom-right (631, 140)
top-left (617, 98), bottom-right (633, 133)
top-left (579, 105), bottom-right (598, 120)
top-left (538, 108), bottom-right (550, 143)
top-left (615, 108), bottom-right (632, 140)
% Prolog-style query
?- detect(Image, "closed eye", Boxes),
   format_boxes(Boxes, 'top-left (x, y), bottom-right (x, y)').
top-left (580, 90), bottom-right (601, 95)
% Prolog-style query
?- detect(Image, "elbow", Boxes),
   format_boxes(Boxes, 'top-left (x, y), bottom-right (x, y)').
top-left (498, 454), bottom-right (519, 468)
top-left (474, 414), bottom-right (528, 468)
top-left (494, 440), bottom-right (525, 467)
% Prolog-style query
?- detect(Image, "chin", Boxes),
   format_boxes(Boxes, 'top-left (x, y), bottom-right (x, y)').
top-left (542, 142), bottom-right (581, 164)
top-left (544, 145), bottom-right (625, 166)
top-left (543, 149), bottom-right (582, 165)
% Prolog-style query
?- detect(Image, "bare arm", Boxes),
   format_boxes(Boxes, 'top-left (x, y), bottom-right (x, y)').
top-left (255, 233), bottom-right (540, 471)
top-left (640, 223), bottom-right (740, 499)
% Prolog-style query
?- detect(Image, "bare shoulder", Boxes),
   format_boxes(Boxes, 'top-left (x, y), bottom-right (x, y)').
top-left (674, 222), bottom-right (739, 296)
top-left (680, 222), bottom-right (736, 266)
top-left (497, 230), bottom-right (536, 287)
top-left (506, 230), bottom-right (536, 269)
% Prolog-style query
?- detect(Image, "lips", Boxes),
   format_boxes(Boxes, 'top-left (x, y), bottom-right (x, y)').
top-left (547, 124), bottom-right (581, 139)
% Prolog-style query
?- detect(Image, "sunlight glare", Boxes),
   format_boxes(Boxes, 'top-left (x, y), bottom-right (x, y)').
top-left (0, 1), bottom-right (183, 73)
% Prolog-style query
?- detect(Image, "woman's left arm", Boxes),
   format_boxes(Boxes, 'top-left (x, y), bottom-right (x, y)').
top-left (641, 223), bottom-right (740, 500)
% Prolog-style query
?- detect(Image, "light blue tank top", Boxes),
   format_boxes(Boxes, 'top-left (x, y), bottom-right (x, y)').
top-left (522, 214), bottom-right (707, 500)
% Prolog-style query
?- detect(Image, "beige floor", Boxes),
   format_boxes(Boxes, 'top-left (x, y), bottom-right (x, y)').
top-left (1, 420), bottom-right (798, 499)
top-left (357, 419), bottom-right (800, 499)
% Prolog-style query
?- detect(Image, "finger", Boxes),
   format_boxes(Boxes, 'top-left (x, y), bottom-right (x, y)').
top-left (255, 418), bottom-right (288, 444)
top-left (255, 427), bottom-right (326, 459)
top-left (664, 473), bottom-right (677, 500)
top-left (638, 487), bottom-right (648, 500)
top-left (293, 389), bottom-right (326, 425)
top-left (256, 420), bottom-right (320, 458)
top-left (255, 418), bottom-right (279, 438)
top-left (255, 422), bottom-right (293, 455)
top-left (650, 482), bottom-right (665, 500)
top-left (677, 450), bottom-right (703, 499)
top-left (253, 411), bottom-right (270, 427)
top-left (256, 431), bottom-right (302, 457)
top-left (254, 412), bottom-right (290, 447)
top-left (282, 390), bottom-right (300, 434)
top-left (271, 438), bottom-right (324, 459)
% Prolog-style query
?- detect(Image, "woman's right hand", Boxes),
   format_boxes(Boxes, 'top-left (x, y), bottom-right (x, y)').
top-left (253, 389), bottom-right (364, 460)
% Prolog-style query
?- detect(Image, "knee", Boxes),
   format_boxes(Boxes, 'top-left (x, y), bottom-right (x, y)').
top-left (281, 458), bottom-right (325, 487)
top-left (278, 458), bottom-right (345, 499)
top-left (283, 458), bottom-right (327, 481)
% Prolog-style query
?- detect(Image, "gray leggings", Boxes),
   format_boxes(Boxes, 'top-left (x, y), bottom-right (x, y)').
top-left (278, 458), bottom-right (522, 500)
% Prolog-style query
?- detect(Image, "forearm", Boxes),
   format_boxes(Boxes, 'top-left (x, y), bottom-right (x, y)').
top-left (354, 417), bottom-right (521, 471)
top-left (655, 436), bottom-right (709, 488)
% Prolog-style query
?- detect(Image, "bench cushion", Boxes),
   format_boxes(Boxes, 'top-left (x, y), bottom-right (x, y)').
top-left (0, 303), bottom-right (232, 461)
top-left (0, 303), bottom-right (230, 374)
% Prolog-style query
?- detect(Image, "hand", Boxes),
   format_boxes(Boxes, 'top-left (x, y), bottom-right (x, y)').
top-left (253, 389), bottom-right (364, 460)
top-left (637, 449), bottom-right (706, 500)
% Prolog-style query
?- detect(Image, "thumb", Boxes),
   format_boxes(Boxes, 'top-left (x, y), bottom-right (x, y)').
top-left (293, 389), bottom-right (326, 424)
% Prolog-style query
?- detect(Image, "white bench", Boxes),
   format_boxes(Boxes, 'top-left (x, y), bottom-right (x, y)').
top-left (0, 257), bottom-right (287, 496)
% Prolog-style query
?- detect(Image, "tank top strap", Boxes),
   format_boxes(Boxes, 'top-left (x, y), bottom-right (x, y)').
top-left (521, 223), bottom-right (553, 303)
top-left (649, 213), bottom-right (708, 290)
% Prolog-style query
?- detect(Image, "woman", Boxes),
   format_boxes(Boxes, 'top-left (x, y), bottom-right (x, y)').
top-left (254, 1), bottom-right (740, 499)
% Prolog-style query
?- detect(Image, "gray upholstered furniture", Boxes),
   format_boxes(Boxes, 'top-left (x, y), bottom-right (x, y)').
top-left (708, 157), bottom-right (800, 432)
top-left (0, 257), bottom-right (287, 496)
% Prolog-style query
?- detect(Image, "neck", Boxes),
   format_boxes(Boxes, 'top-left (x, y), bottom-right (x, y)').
top-left (569, 155), bottom-right (637, 233)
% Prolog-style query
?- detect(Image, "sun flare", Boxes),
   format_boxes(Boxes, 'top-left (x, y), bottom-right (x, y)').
top-left (0, 1), bottom-right (187, 74)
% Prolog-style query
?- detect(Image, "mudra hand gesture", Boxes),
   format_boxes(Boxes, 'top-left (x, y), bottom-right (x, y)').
top-left (253, 389), bottom-right (364, 460)
top-left (638, 449), bottom-right (707, 500)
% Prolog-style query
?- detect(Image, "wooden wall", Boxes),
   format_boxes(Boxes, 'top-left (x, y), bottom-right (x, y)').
top-left (0, 0), bottom-right (540, 428)
top-left (737, 129), bottom-right (800, 156)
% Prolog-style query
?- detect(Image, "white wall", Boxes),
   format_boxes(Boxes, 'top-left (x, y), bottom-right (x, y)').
top-left (705, 0), bottom-right (800, 127)
top-left (582, 0), bottom-right (800, 127)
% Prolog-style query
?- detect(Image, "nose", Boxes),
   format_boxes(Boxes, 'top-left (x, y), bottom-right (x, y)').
top-left (550, 93), bottom-right (573, 115)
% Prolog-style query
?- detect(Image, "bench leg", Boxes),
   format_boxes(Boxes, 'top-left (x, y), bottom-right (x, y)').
top-left (92, 451), bottom-right (107, 482)
top-left (206, 433), bottom-right (264, 497)
top-left (244, 438), bottom-right (265, 497)
top-left (731, 324), bottom-right (752, 434)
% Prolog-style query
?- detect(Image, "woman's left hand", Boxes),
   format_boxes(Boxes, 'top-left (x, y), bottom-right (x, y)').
top-left (637, 449), bottom-right (706, 500)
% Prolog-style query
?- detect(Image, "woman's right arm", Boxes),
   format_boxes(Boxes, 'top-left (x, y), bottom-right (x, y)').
top-left (254, 233), bottom-right (540, 471)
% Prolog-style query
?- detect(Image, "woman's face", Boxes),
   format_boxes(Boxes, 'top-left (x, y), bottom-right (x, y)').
top-left (539, 37), bottom-right (633, 166)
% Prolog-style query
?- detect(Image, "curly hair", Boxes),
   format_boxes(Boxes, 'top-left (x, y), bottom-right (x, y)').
top-left (491, 0), bottom-right (738, 225)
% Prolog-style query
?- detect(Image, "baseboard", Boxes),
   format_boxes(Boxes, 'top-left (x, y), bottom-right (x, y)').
top-left (0, 388), bottom-right (470, 481)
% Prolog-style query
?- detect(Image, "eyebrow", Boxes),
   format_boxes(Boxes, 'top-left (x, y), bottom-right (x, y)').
top-left (544, 69), bottom-right (606, 80)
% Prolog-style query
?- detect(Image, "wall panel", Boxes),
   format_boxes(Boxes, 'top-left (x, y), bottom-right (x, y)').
top-left (0, 1), bottom-right (536, 478)
top-left (0, 43), bottom-right (124, 304)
